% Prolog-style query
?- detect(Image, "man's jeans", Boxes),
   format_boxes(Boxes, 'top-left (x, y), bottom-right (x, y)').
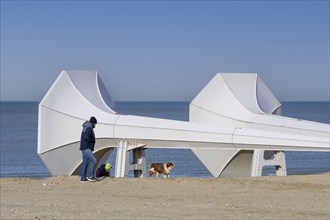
top-left (80, 149), bottom-right (96, 180)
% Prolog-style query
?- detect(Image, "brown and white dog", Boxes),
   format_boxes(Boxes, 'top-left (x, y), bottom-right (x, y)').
top-left (148, 162), bottom-right (175, 178)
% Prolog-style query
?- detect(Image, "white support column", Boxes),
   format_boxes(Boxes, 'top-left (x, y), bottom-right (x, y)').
top-left (133, 148), bottom-right (147, 177)
top-left (275, 151), bottom-right (287, 176)
top-left (251, 150), bottom-right (287, 177)
top-left (115, 140), bottom-right (128, 178)
top-left (251, 149), bottom-right (263, 177)
top-left (124, 139), bottom-right (147, 178)
top-left (125, 148), bottom-right (146, 178)
top-left (115, 139), bottom-right (146, 178)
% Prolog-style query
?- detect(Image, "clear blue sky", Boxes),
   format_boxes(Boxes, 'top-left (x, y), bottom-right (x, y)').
top-left (1, 1), bottom-right (329, 101)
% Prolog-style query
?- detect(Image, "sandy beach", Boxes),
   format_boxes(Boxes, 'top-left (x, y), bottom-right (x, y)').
top-left (1, 173), bottom-right (329, 220)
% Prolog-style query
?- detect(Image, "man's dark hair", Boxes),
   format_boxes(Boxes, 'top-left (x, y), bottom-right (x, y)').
top-left (89, 116), bottom-right (97, 125)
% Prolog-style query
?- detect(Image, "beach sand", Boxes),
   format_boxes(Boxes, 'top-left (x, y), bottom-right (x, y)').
top-left (1, 173), bottom-right (329, 219)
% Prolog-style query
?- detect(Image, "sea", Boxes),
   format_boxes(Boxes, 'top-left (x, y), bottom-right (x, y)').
top-left (0, 101), bottom-right (329, 178)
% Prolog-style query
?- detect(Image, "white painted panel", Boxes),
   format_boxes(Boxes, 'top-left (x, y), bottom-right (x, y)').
top-left (222, 73), bottom-right (262, 113)
top-left (233, 128), bottom-right (329, 150)
top-left (191, 73), bottom-right (256, 121)
top-left (40, 71), bottom-right (118, 124)
top-left (256, 77), bottom-right (281, 114)
top-left (192, 148), bottom-right (239, 177)
top-left (114, 124), bottom-right (234, 144)
top-left (66, 70), bottom-right (116, 114)
top-left (38, 107), bottom-right (82, 154)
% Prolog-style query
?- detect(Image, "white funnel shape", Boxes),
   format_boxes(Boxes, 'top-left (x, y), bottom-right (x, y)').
top-left (190, 73), bottom-right (329, 177)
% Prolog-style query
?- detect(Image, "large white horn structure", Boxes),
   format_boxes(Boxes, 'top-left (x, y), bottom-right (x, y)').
top-left (190, 73), bottom-right (328, 177)
top-left (38, 71), bottom-right (329, 178)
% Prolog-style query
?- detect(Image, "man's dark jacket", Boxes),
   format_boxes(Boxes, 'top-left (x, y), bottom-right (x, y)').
top-left (80, 121), bottom-right (96, 151)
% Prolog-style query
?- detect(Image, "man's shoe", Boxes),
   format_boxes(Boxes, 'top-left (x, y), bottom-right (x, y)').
top-left (80, 179), bottom-right (87, 183)
top-left (87, 177), bottom-right (97, 182)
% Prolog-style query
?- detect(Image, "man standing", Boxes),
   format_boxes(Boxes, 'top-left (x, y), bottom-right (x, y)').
top-left (80, 116), bottom-right (98, 182)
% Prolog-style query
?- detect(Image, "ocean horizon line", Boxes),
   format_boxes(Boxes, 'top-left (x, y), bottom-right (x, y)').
top-left (1, 100), bottom-right (330, 103)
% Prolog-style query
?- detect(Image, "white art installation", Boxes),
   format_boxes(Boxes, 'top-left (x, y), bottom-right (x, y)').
top-left (38, 71), bottom-right (329, 178)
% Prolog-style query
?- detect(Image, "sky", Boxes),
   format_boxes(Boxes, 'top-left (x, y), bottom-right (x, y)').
top-left (1, 1), bottom-right (329, 102)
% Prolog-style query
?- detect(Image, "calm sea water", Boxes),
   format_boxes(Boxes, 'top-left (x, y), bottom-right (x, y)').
top-left (0, 101), bottom-right (329, 178)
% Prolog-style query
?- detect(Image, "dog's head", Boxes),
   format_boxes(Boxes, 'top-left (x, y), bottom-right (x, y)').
top-left (166, 162), bottom-right (175, 170)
